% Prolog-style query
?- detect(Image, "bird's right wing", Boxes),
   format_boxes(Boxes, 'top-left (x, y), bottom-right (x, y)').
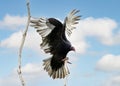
top-left (30, 17), bottom-right (55, 39)
top-left (30, 17), bottom-right (55, 53)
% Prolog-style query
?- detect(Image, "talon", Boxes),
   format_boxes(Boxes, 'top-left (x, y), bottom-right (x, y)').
top-left (62, 57), bottom-right (72, 64)
top-left (62, 57), bottom-right (69, 62)
top-left (67, 61), bottom-right (72, 64)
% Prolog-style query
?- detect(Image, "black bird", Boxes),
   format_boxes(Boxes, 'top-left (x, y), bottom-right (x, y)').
top-left (30, 9), bottom-right (80, 79)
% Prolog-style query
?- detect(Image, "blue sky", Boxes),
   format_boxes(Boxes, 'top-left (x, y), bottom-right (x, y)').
top-left (0, 0), bottom-right (120, 86)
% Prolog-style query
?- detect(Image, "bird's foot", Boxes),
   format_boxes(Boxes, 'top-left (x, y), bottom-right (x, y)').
top-left (62, 57), bottom-right (72, 64)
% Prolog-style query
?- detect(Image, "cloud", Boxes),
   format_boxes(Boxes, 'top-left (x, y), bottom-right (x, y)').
top-left (68, 28), bottom-right (89, 54)
top-left (96, 54), bottom-right (120, 72)
top-left (0, 31), bottom-right (22, 48)
top-left (0, 29), bottom-right (42, 52)
top-left (19, 63), bottom-right (46, 81)
top-left (0, 75), bottom-right (19, 86)
top-left (113, 30), bottom-right (120, 45)
top-left (0, 63), bottom-right (46, 86)
top-left (96, 54), bottom-right (120, 86)
top-left (77, 17), bottom-right (118, 45)
top-left (104, 75), bottom-right (120, 86)
top-left (0, 14), bottom-right (27, 29)
top-left (20, 63), bottom-right (45, 75)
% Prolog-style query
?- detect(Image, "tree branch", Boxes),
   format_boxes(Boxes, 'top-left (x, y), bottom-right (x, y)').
top-left (17, 0), bottom-right (31, 86)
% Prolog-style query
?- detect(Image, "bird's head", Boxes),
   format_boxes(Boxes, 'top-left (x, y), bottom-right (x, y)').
top-left (70, 46), bottom-right (75, 52)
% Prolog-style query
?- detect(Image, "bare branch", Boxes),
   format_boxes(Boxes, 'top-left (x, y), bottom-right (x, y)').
top-left (17, 0), bottom-right (31, 86)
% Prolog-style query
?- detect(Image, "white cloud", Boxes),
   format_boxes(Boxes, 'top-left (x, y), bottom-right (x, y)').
top-left (104, 75), bottom-right (120, 86)
top-left (0, 14), bottom-right (27, 29)
top-left (20, 63), bottom-right (44, 75)
top-left (0, 31), bottom-right (22, 48)
top-left (77, 17), bottom-right (118, 45)
top-left (0, 75), bottom-right (19, 86)
top-left (79, 17), bottom-right (117, 36)
top-left (0, 29), bottom-right (42, 52)
top-left (96, 54), bottom-right (120, 72)
top-left (0, 63), bottom-right (46, 86)
top-left (113, 30), bottom-right (120, 44)
top-left (68, 17), bottom-right (119, 54)
top-left (68, 28), bottom-right (89, 54)
top-left (20, 63), bottom-right (46, 81)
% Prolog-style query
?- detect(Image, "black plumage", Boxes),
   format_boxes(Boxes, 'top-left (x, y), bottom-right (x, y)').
top-left (30, 9), bottom-right (80, 79)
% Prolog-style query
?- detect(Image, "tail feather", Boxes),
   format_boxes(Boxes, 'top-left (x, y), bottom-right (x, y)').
top-left (43, 57), bottom-right (70, 79)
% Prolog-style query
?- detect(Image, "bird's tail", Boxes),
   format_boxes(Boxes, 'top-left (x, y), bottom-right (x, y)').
top-left (43, 57), bottom-right (70, 79)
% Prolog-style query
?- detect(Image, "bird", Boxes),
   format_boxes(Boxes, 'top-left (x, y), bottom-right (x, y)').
top-left (30, 9), bottom-right (80, 79)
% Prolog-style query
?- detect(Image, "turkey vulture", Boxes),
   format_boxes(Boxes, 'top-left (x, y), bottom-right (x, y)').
top-left (30, 9), bottom-right (80, 79)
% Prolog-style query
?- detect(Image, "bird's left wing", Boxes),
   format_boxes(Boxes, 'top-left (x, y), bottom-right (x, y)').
top-left (64, 9), bottom-right (81, 36)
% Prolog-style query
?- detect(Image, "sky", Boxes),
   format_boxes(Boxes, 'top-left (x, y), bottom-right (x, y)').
top-left (0, 0), bottom-right (120, 86)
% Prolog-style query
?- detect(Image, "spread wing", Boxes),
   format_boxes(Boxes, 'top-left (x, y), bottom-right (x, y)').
top-left (30, 9), bottom-right (80, 54)
top-left (64, 9), bottom-right (80, 37)
top-left (30, 17), bottom-right (63, 54)
top-left (30, 18), bottom-right (55, 39)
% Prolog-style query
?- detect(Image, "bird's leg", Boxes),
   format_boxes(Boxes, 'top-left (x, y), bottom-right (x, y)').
top-left (62, 57), bottom-right (69, 61)
top-left (62, 57), bottom-right (72, 64)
